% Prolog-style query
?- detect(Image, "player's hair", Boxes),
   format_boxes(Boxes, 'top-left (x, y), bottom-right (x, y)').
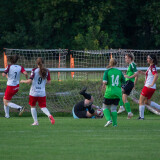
top-left (36, 57), bottom-right (47, 79)
top-left (126, 53), bottom-right (134, 61)
top-left (148, 54), bottom-right (158, 65)
top-left (8, 55), bottom-right (19, 64)
top-left (107, 58), bottom-right (117, 68)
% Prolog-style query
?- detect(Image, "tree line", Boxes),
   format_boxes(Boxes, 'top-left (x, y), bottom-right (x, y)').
top-left (0, 0), bottom-right (160, 51)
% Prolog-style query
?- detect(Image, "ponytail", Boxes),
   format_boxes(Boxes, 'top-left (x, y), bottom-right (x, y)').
top-left (107, 58), bottom-right (117, 68)
top-left (36, 57), bottom-right (47, 79)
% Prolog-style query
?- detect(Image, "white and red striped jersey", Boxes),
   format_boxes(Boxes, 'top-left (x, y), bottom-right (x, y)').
top-left (145, 65), bottom-right (157, 89)
top-left (29, 68), bottom-right (51, 97)
top-left (4, 65), bottom-right (25, 86)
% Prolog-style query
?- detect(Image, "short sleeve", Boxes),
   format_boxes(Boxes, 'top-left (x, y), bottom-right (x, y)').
top-left (130, 63), bottom-right (137, 73)
top-left (21, 66), bottom-right (26, 73)
top-left (4, 65), bottom-right (10, 74)
top-left (151, 65), bottom-right (157, 75)
top-left (30, 69), bottom-right (35, 80)
top-left (103, 70), bottom-right (108, 82)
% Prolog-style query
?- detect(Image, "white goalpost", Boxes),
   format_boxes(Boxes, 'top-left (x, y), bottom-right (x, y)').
top-left (1, 48), bottom-right (160, 114)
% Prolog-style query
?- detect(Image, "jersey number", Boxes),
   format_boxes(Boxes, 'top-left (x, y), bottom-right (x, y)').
top-left (111, 75), bottom-right (119, 86)
top-left (14, 72), bottom-right (17, 79)
top-left (38, 77), bottom-right (42, 84)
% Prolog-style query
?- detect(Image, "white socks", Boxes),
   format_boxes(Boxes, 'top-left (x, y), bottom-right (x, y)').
top-left (139, 105), bottom-right (145, 118)
top-left (41, 108), bottom-right (51, 117)
top-left (4, 105), bottom-right (9, 118)
top-left (150, 101), bottom-right (160, 110)
top-left (7, 102), bottom-right (22, 109)
top-left (31, 108), bottom-right (38, 122)
top-left (120, 106), bottom-right (124, 109)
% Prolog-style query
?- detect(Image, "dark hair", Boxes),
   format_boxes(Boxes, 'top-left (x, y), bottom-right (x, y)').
top-left (36, 57), bottom-right (47, 79)
top-left (107, 58), bottom-right (117, 68)
top-left (8, 55), bottom-right (19, 64)
top-left (148, 54), bottom-right (158, 65)
top-left (126, 53), bottom-right (134, 61)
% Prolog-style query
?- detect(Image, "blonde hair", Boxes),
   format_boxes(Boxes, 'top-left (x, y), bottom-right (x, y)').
top-left (36, 57), bottom-right (47, 79)
top-left (107, 58), bottom-right (117, 68)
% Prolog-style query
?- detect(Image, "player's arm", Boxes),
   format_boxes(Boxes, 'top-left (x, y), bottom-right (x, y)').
top-left (46, 70), bottom-right (51, 84)
top-left (91, 104), bottom-right (100, 109)
top-left (47, 80), bottom-right (51, 84)
top-left (20, 79), bottom-right (32, 84)
top-left (23, 71), bottom-right (28, 80)
top-left (148, 73), bottom-right (158, 88)
top-left (134, 75), bottom-right (138, 87)
top-left (138, 70), bottom-right (146, 75)
top-left (102, 70), bottom-right (108, 90)
top-left (124, 72), bottom-right (139, 79)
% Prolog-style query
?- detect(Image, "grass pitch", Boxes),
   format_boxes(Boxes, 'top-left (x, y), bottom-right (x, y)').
top-left (0, 116), bottom-right (160, 160)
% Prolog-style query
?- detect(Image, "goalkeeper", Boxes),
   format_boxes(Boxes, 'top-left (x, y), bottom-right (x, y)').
top-left (72, 87), bottom-right (101, 119)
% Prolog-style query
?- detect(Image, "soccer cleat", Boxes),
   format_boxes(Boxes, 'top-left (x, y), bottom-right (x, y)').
top-left (127, 112), bottom-right (133, 119)
top-left (5, 116), bottom-right (10, 118)
top-left (79, 87), bottom-right (87, 95)
top-left (117, 107), bottom-right (125, 114)
top-left (31, 122), bottom-right (39, 126)
top-left (19, 107), bottom-right (25, 116)
top-left (104, 120), bottom-right (112, 127)
top-left (137, 117), bottom-right (144, 120)
top-left (49, 115), bottom-right (55, 125)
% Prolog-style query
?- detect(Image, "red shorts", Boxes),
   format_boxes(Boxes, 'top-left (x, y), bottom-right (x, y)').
top-left (29, 95), bottom-right (46, 108)
top-left (4, 85), bottom-right (19, 100)
top-left (141, 86), bottom-right (156, 99)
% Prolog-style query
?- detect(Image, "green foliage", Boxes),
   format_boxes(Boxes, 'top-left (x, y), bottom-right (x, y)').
top-left (0, 0), bottom-right (160, 50)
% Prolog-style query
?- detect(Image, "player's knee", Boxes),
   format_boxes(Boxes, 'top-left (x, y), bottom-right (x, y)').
top-left (111, 106), bottom-right (117, 112)
top-left (3, 99), bottom-right (8, 106)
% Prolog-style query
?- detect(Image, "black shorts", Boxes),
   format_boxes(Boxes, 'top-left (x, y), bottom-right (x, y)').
top-left (103, 98), bottom-right (120, 105)
top-left (122, 80), bottom-right (134, 95)
top-left (74, 108), bottom-right (95, 118)
top-left (75, 110), bottom-right (87, 118)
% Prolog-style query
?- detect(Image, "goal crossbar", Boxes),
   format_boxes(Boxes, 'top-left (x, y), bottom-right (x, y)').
top-left (0, 67), bottom-right (159, 72)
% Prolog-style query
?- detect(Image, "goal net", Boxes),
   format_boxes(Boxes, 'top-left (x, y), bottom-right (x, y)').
top-left (1, 48), bottom-right (160, 115)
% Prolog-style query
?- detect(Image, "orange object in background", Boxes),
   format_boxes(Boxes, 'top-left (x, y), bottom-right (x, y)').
top-left (70, 55), bottom-right (74, 79)
top-left (4, 52), bottom-right (8, 68)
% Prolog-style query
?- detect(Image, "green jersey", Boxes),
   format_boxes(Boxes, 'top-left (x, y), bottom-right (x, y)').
top-left (126, 62), bottom-right (137, 82)
top-left (103, 68), bottom-right (125, 99)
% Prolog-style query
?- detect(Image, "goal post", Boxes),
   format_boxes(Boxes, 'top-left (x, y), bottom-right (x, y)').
top-left (1, 48), bottom-right (160, 114)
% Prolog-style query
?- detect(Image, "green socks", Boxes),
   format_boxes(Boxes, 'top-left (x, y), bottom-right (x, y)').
top-left (111, 112), bottom-right (117, 126)
top-left (103, 108), bottom-right (111, 121)
top-left (124, 102), bottom-right (131, 113)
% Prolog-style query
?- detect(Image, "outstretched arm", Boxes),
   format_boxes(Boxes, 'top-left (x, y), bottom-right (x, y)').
top-left (23, 71), bottom-right (28, 80)
top-left (20, 79), bottom-right (32, 84)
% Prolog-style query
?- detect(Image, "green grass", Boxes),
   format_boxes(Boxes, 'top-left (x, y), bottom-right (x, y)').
top-left (0, 116), bottom-right (160, 160)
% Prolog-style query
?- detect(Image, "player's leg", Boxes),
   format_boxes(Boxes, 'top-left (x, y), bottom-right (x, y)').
top-left (38, 97), bottom-right (55, 125)
top-left (138, 94), bottom-right (146, 120)
top-left (102, 98), bottom-right (112, 127)
top-left (29, 96), bottom-right (38, 125)
top-left (117, 96), bottom-right (125, 114)
top-left (3, 98), bottom-right (10, 118)
top-left (122, 94), bottom-right (133, 119)
top-left (111, 105), bottom-right (118, 126)
top-left (122, 81), bottom-right (134, 119)
top-left (4, 85), bottom-right (25, 116)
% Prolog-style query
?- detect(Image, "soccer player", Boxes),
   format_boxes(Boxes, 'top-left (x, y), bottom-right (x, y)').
top-left (117, 53), bottom-right (138, 119)
top-left (2, 55), bottom-right (28, 118)
top-left (102, 58), bottom-right (125, 127)
top-left (138, 54), bottom-right (159, 119)
top-left (20, 57), bottom-right (55, 125)
top-left (72, 87), bottom-right (102, 119)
